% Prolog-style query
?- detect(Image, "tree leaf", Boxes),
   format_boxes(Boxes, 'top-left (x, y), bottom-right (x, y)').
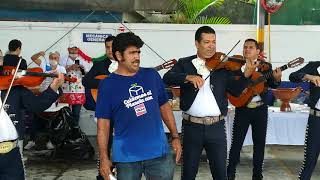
top-left (193, 16), bottom-right (232, 24)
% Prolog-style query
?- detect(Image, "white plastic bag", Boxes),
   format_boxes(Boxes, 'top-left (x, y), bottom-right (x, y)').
top-left (0, 97), bottom-right (18, 142)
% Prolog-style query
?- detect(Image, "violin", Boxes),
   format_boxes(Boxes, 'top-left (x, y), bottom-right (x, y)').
top-left (205, 52), bottom-right (246, 71)
top-left (0, 66), bottom-right (76, 90)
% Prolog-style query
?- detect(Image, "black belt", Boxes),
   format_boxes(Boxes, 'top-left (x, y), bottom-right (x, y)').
top-left (310, 108), bottom-right (320, 117)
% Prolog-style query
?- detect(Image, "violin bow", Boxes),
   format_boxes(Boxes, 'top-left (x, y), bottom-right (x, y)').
top-left (0, 57), bottom-right (23, 113)
top-left (27, 10), bottom-right (96, 67)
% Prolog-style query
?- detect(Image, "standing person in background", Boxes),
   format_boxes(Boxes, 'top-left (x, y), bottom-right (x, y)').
top-left (59, 46), bottom-right (92, 128)
top-left (83, 35), bottom-right (117, 110)
top-left (227, 39), bottom-right (282, 180)
top-left (96, 32), bottom-right (181, 180)
top-left (163, 26), bottom-right (257, 180)
top-left (24, 51), bottom-right (67, 150)
top-left (289, 61), bottom-right (320, 180)
top-left (31, 51), bottom-right (65, 74)
top-left (82, 36), bottom-right (116, 180)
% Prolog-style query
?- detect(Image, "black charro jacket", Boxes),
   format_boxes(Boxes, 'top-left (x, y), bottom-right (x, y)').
top-left (1, 86), bottom-right (60, 140)
top-left (289, 61), bottom-right (320, 109)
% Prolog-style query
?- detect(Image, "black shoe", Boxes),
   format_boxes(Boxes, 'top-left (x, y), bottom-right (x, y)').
top-left (252, 176), bottom-right (263, 180)
top-left (228, 176), bottom-right (235, 180)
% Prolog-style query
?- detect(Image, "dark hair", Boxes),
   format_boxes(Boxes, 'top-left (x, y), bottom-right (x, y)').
top-left (105, 35), bottom-right (115, 43)
top-left (112, 32), bottom-right (144, 61)
top-left (244, 39), bottom-right (260, 50)
top-left (8, 39), bottom-right (22, 51)
top-left (195, 26), bottom-right (216, 42)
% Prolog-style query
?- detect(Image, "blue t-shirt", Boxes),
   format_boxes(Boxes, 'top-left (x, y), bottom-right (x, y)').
top-left (95, 68), bottom-right (170, 162)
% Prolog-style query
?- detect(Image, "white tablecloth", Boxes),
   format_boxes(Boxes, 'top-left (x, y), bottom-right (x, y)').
top-left (166, 108), bottom-right (309, 148)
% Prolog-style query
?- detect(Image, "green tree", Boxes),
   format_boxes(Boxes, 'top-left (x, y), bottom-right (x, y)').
top-left (171, 0), bottom-right (232, 24)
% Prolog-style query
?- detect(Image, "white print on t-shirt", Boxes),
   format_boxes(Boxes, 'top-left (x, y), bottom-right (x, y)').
top-left (123, 83), bottom-right (154, 116)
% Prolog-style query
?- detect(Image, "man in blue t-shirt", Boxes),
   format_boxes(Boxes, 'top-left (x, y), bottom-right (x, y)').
top-left (95, 32), bottom-right (182, 180)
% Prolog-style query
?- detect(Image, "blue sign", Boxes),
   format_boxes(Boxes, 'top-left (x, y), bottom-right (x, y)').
top-left (83, 33), bottom-right (112, 43)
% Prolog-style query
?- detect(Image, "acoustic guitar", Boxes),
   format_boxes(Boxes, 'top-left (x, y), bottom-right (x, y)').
top-left (227, 57), bottom-right (304, 107)
top-left (90, 59), bottom-right (177, 102)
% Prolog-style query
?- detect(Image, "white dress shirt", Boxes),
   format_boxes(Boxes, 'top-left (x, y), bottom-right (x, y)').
top-left (108, 59), bottom-right (118, 73)
top-left (0, 93), bottom-right (18, 142)
top-left (185, 57), bottom-right (221, 117)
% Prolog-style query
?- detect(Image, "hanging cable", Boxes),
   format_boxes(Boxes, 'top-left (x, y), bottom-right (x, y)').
top-left (27, 10), bottom-right (96, 67)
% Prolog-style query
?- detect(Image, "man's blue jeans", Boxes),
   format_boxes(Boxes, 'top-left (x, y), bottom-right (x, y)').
top-left (116, 153), bottom-right (175, 180)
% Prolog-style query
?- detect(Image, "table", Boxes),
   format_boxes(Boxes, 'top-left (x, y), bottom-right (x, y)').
top-left (166, 107), bottom-right (309, 149)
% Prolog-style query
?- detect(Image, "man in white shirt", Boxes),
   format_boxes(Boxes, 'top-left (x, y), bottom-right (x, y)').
top-left (163, 26), bottom-right (257, 180)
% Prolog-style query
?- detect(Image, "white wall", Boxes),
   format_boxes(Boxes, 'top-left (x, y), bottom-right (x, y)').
top-left (0, 21), bottom-right (319, 80)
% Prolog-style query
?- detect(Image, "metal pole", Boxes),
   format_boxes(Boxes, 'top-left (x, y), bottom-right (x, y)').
top-left (256, 0), bottom-right (265, 57)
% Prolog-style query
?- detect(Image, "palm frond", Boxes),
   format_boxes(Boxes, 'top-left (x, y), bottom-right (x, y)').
top-left (193, 16), bottom-right (232, 24)
top-left (168, 0), bottom-right (230, 24)
top-left (195, 0), bottom-right (225, 18)
top-left (211, 0), bottom-right (225, 8)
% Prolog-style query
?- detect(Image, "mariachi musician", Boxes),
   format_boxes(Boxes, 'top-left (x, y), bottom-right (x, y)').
top-left (0, 39), bottom-right (64, 180)
top-left (289, 61), bottom-right (320, 180)
top-left (163, 26), bottom-right (258, 180)
top-left (227, 39), bottom-right (282, 180)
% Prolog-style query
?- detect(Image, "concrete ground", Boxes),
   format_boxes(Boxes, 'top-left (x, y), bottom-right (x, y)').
top-left (24, 140), bottom-right (320, 180)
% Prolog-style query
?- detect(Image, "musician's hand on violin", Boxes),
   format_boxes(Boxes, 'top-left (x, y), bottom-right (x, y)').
top-left (50, 73), bottom-right (65, 91)
top-left (243, 59), bottom-right (259, 78)
top-left (185, 75), bottom-right (204, 89)
top-left (304, 74), bottom-right (320, 87)
top-left (273, 67), bottom-right (282, 82)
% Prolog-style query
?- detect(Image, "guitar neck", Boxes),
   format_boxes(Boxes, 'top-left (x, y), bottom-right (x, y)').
top-left (25, 71), bottom-right (57, 78)
top-left (251, 64), bottom-right (288, 87)
top-left (153, 65), bottom-right (163, 71)
top-left (263, 64), bottom-right (288, 80)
